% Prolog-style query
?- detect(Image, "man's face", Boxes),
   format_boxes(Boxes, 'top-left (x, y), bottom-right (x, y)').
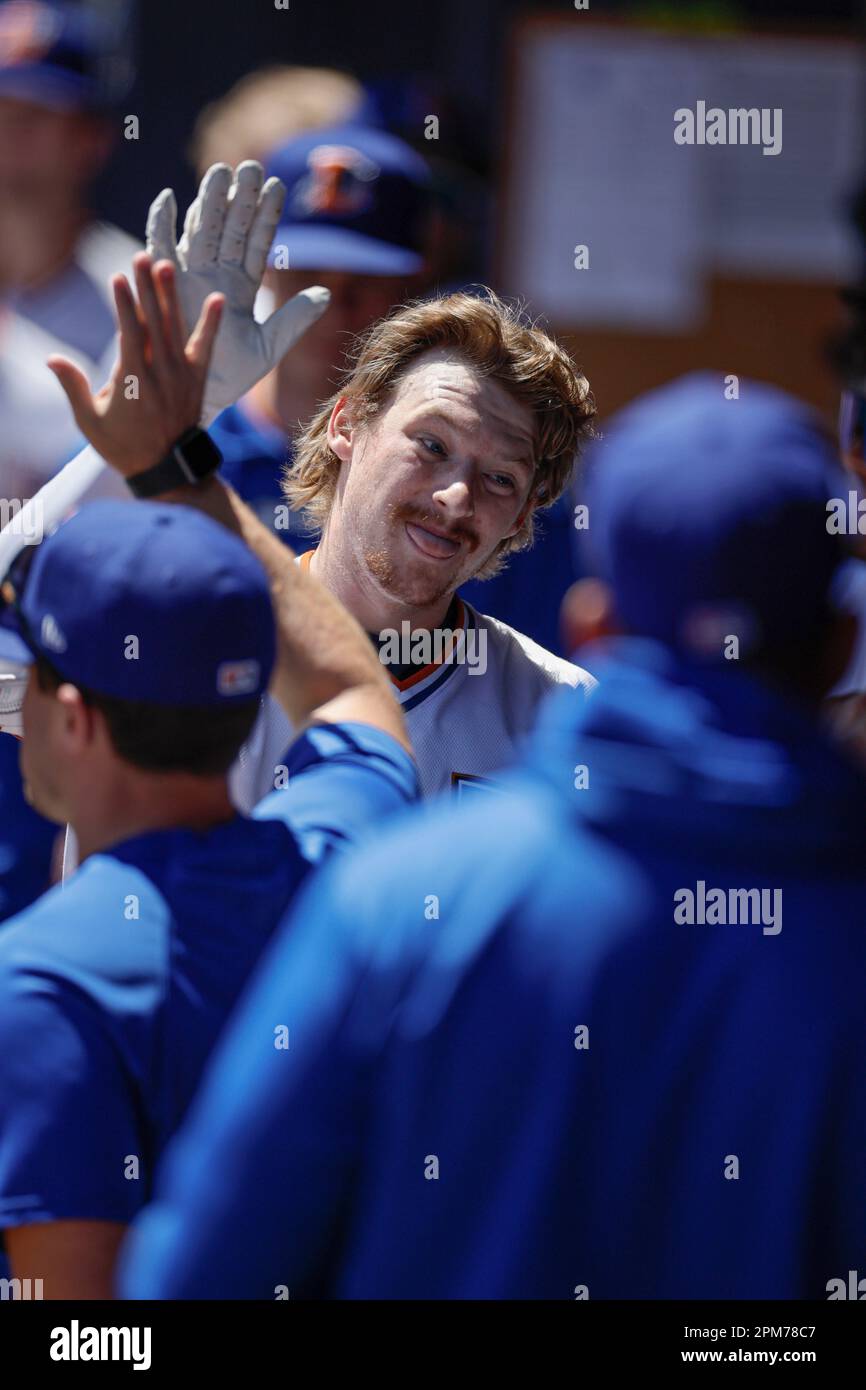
top-left (329, 351), bottom-right (538, 610)
top-left (267, 268), bottom-right (418, 387)
top-left (19, 668), bottom-right (68, 822)
top-left (0, 96), bottom-right (103, 199)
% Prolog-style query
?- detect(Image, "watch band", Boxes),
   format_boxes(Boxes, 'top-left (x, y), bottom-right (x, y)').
top-left (127, 427), bottom-right (223, 500)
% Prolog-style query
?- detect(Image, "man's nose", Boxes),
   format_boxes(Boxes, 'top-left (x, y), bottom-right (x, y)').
top-left (432, 475), bottom-right (475, 519)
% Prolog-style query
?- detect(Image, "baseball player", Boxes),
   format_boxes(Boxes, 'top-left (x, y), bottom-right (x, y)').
top-left (27, 158), bottom-right (596, 896)
top-left (235, 282), bottom-right (598, 806)
top-left (0, 0), bottom-right (140, 507)
top-left (121, 376), bottom-right (866, 1301)
top-left (138, 162), bottom-right (599, 805)
top-left (0, 272), bottom-right (416, 1296)
top-left (199, 102), bottom-right (574, 658)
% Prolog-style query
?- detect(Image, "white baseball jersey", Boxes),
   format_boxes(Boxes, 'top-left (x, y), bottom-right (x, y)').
top-left (229, 596), bottom-right (595, 809)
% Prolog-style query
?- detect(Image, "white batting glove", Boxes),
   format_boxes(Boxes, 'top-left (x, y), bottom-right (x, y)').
top-left (145, 161), bottom-right (330, 426)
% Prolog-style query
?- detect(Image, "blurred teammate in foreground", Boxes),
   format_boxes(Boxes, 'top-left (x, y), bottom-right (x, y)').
top-left (122, 375), bottom-right (866, 1300)
top-left (0, 268), bottom-right (415, 1297)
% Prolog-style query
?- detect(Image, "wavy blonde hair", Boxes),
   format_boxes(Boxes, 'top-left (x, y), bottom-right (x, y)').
top-left (283, 289), bottom-right (596, 579)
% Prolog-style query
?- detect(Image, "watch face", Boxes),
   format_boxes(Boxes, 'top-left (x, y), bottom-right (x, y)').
top-left (181, 429), bottom-right (222, 480)
top-left (129, 431), bottom-right (222, 497)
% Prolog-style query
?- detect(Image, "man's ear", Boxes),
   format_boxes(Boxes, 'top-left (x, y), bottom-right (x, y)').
top-left (55, 684), bottom-right (99, 751)
top-left (326, 397), bottom-right (355, 465)
top-left (560, 578), bottom-right (619, 655)
top-left (503, 491), bottom-right (538, 541)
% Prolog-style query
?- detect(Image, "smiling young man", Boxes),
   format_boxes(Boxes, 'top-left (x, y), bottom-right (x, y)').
top-left (42, 163), bottom-right (598, 817)
top-left (232, 289), bottom-right (598, 805)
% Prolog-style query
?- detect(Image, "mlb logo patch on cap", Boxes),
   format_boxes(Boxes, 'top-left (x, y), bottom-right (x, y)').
top-left (294, 144), bottom-right (379, 218)
top-left (216, 659), bottom-right (262, 698)
top-left (265, 122), bottom-right (431, 276)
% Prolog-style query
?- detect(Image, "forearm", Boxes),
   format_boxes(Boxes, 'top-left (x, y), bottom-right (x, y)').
top-left (156, 476), bottom-right (409, 747)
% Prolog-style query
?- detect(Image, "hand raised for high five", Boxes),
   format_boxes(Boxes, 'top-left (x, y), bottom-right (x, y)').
top-left (46, 254), bottom-right (224, 478)
top-left (145, 161), bottom-right (331, 424)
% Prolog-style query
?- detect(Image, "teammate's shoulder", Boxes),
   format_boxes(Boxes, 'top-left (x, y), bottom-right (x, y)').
top-left (467, 602), bottom-right (597, 693)
top-left (298, 769), bottom-right (639, 1007)
top-left (306, 779), bottom-right (548, 936)
top-left (0, 852), bottom-right (168, 982)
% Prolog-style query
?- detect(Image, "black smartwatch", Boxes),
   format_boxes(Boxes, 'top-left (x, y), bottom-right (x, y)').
top-left (126, 427), bottom-right (223, 499)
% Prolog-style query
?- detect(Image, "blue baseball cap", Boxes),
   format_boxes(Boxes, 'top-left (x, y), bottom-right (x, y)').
top-left (0, 1), bottom-right (122, 112)
top-left (585, 373), bottom-right (851, 659)
top-left (264, 123), bottom-right (431, 276)
top-left (0, 501), bottom-right (275, 706)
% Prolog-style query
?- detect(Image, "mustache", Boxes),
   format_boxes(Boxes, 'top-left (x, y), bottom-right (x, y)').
top-left (392, 504), bottom-right (479, 551)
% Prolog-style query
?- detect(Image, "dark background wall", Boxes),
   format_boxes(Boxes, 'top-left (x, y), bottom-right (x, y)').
top-left (95, 0), bottom-right (864, 237)
top-left (83, 0), bottom-right (866, 422)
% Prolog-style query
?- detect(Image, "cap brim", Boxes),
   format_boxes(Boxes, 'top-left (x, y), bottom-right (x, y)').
top-left (0, 69), bottom-right (95, 112)
top-left (268, 224), bottom-right (423, 276)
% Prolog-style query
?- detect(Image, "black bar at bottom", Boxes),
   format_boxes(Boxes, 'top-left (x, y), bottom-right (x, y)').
top-left (0, 1297), bottom-right (861, 1375)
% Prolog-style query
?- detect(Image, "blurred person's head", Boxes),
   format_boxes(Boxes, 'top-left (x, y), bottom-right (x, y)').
top-left (190, 65), bottom-right (369, 176)
top-left (562, 373), bottom-right (856, 705)
top-left (0, 1), bottom-right (118, 284)
top-left (0, 94), bottom-right (109, 201)
top-left (0, 502), bottom-right (273, 830)
top-left (0, 1), bottom-right (116, 193)
top-left (285, 290), bottom-right (595, 612)
top-left (255, 125), bottom-right (434, 427)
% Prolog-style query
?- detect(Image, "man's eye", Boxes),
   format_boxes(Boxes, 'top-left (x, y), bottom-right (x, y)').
top-left (419, 438), bottom-right (446, 457)
top-left (487, 473), bottom-right (516, 492)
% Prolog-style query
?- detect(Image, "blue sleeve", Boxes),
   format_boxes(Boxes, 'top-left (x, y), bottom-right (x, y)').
top-left (119, 853), bottom-right (378, 1299)
top-left (0, 953), bottom-right (145, 1228)
top-left (252, 721), bottom-right (419, 864)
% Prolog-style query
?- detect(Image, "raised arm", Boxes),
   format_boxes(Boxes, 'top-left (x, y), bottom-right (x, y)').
top-left (1, 163), bottom-right (331, 576)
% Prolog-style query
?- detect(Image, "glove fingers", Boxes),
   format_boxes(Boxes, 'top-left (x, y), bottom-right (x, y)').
top-left (219, 161), bottom-right (264, 269)
top-left (186, 163), bottom-right (232, 270)
top-left (145, 189), bottom-right (180, 266)
top-left (244, 176), bottom-right (286, 284)
top-left (261, 285), bottom-right (331, 364)
top-left (178, 194), bottom-right (199, 263)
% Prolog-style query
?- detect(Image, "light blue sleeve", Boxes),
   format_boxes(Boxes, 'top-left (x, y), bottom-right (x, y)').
top-left (251, 721), bottom-right (419, 864)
